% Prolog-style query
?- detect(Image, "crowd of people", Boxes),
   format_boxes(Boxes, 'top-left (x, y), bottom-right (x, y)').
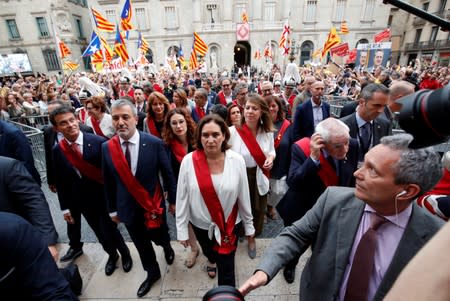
top-left (0, 59), bottom-right (449, 300)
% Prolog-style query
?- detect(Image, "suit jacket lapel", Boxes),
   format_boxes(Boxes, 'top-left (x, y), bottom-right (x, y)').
top-left (135, 132), bottom-right (146, 178)
top-left (334, 199), bottom-right (364, 291)
top-left (372, 119), bottom-right (383, 146)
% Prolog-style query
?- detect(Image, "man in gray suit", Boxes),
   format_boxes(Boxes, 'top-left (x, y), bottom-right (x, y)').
top-left (239, 134), bottom-right (444, 301)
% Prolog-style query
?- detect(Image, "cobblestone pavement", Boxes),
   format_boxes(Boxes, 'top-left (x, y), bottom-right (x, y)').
top-left (43, 181), bottom-right (285, 243)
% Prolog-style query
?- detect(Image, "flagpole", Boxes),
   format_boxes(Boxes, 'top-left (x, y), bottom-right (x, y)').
top-left (48, 13), bottom-right (66, 77)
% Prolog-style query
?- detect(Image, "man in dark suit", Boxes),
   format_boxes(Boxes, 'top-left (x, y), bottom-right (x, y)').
top-left (0, 212), bottom-right (77, 300)
top-left (102, 99), bottom-right (176, 298)
top-left (340, 83), bottom-right (391, 162)
top-left (292, 81), bottom-right (330, 141)
top-left (134, 87), bottom-right (147, 114)
top-left (50, 105), bottom-right (131, 275)
top-left (240, 134), bottom-right (444, 301)
top-left (277, 117), bottom-right (359, 283)
top-left (0, 155), bottom-right (59, 260)
top-left (0, 120), bottom-right (41, 185)
top-left (44, 100), bottom-right (94, 262)
top-left (191, 88), bottom-right (213, 123)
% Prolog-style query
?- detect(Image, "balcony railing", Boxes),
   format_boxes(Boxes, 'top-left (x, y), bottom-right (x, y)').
top-left (412, 16), bottom-right (427, 26)
top-left (201, 23), bottom-right (224, 31)
top-left (405, 39), bottom-right (450, 51)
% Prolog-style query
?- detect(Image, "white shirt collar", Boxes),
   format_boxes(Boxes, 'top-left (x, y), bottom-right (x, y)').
top-left (65, 131), bottom-right (83, 146)
top-left (119, 129), bottom-right (139, 145)
top-left (364, 203), bottom-right (412, 229)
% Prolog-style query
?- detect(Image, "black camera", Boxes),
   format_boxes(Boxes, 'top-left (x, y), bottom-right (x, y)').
top-left (396, 83), bottom-right (450, 148)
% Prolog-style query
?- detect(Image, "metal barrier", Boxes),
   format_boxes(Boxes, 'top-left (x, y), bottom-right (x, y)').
top-left (7, 120), bottom-right (46, 181)
top-left (10, 115), bottom-right (50, 130)
top-left (325, 96), bottom-right (354, 118)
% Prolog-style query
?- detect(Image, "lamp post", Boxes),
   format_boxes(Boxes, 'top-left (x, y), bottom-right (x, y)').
top-left (288, 39), bottom-right (300, 63)
top-left (206, 4), bottom-right (217, 29)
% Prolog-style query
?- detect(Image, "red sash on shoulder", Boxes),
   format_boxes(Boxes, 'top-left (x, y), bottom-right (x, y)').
top-left (90, 117), bottom-right (107, 138)
top-left (217, 91), bottom-right (227, 105)
top-left (195, 106), bottom-right (205, 120)
top-left (170, 139), bottom-right (187, 163)
top-left (107, 136), bottom-right (163, 228)
top-left (59, 139), bottom-right (103, 184)
top-left (192, 150), bottom-right (239, 255)
top-left (146, 117), bottom-right (161, 138)
top-left (287, 94), bottom-right (296, 117)
top-left (274, 119), bottom-right (290, 149)
top-left (79, 108), bottom-right (87, 123)
top-left (296, 138), bottom-right (339, 187)
top-left (235, 124), bottom-right (269, 178)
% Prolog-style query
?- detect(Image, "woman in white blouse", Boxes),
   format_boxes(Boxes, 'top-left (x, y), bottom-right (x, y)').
top-left (229, 94), bottom-right (275, 259)
top-left (85, 96), bottom-right (115, 139)
top-left (176, 114), bottom-right (254, 287)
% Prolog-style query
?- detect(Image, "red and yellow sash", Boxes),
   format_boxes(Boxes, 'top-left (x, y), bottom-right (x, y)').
top-left (192, 150), bottom-right (239, 255)
top-left (59, 139), bottom-right (103, 184)
top-left (296, 138), bottom-right (339, 187)
top-left (107, 136), bottom-right (164, 228)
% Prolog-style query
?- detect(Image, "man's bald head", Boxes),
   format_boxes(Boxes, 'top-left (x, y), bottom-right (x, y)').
top-left (389, 81), bottom-right (415, 112)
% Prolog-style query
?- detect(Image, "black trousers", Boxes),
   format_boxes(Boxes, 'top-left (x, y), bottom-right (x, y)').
top-left (125, 208), bottom-right (171, 277)
top-left (69, 205), bottom-right (128, 257)
top-left (192, 222), bottom-right (241, 287)
top-left (67, 210), bottom-right (82, 250)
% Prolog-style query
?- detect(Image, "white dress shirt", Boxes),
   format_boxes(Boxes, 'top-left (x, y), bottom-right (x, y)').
top-left (118, 130), bottom-right (140, 176)
top-left (176, 150), bottom-right (255, 243)
top-left (228, 126), bottom-right (276, 195)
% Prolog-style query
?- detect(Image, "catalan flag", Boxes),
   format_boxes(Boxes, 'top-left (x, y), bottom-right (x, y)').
top-left (91, 50), bottom-right (103, 64)
top-left (278, 21), bottom-right (291, 56)
top-left (58, 40), bottom-right (71, 59)
top-left (63, 61), bottom-right (79, 71)
top-left (241, 9), bottom-right (249, 23)
top-left (120, 0), bottom-right (134, 31)
top-left (137, 32), bottom-right (149, 54)
top-left (100, 35), bottom-right (114, 61)
top-left (178, 44), bottom-right (185, 65)
top-left (263, 42), bottom-right (272, 58)
top-left (312, 48), bottom-right (322, 59)
top-left (254, 49), bottom-right (261, 60)
top-left (189, 46), bottom-right (198, 70)
top-left (193, 32), bottom-right (208, 57)
top-left (91, 7), bottom-right (115, 32)
top-left (82, 31), bottom-right (101, 57)
top-left (322, 27), bottom-right (341, 57)
top-left (340, 20), bottom-right (349, 34)
top-left (114, 25), bottom-right (129, 62)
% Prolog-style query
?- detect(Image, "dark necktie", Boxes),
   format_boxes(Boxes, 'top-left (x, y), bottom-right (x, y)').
top-left (344, 213), bottom-right (388, 301)
top-left (360, 122), bottom-right (371, 150)
top-left (123, 141), bottom-right (131, 168)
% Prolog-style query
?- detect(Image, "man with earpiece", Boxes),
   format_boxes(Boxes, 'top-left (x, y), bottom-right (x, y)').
top-left (240, 133), bottom-right (445, 301)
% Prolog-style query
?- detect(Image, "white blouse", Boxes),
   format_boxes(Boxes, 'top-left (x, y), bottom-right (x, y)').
top-left (176, 150), bottom-right (255, 243)
top-left (228, 126), bottom-right (276, 195)
top-left (85, 113), bottom-right (115, 138)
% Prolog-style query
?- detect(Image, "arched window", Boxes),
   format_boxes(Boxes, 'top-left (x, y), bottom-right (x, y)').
top-left (167, 46), bottom-right (180, 57)
top-left (356, 39), bottom-right (369, 48)
top-left (300, 40), bottom-right (314, 65)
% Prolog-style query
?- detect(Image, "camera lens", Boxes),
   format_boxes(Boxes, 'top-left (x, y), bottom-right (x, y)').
top-left (396, 83), bottom-right (450, 148)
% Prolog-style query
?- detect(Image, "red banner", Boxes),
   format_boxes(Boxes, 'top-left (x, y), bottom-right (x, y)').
top-left (346, 49), bottom-right (357, 64)
top-left (330, 43), bottom-right (349, 57)
top-left (374, 28), bottom-right (391, 43)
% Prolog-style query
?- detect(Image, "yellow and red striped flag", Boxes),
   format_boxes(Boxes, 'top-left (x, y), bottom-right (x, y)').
top-left (63, 61), bottom-right (79, 71)
top-left (91, 50), bottom-right (103, 64)
top-left (254, 49), bottom-right (261, 60)
top-left (263, 42), bottom-right (272, 58)
top-left (241, 9), bottom-right (249, 23)
top-left (91, 7), bottom-right (115, 32)
top-left (114, 25), bottom-right (129, 62)
top-left (138, 32), bottom-right (149, 54)
top-left (193, 32), bottom-right (208, 57)
top-left (100, 36), bottom-right (113, 62)
top-left (340, 21), bottom-right (349, 34)
top-left (120, 0), bottom-right (134, 31)
top-left (189, 46), bottom-right (198, 70)
top-left (58, 40), bottom-right (71, 59)
top-left (312, 48), bottom-right (323, 59)
top-left (322, 27), bottom-right (341, 57)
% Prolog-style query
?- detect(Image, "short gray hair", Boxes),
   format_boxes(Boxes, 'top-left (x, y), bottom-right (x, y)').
top-left (234, 82), bottom-right (248, 94)
top-left (195, 88), bottom-right (208, 100)
top-left (111, 99), bottom-right (137, 116)
top-left (315, 117), bottom-right (350, 143)
top-left (359, 83), bottom-right (389, 102)
top-left (381, 134), bottom-right (443, 194)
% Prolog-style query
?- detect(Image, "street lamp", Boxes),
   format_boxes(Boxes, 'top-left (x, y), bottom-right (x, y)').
top-left (288, 39), bottom-right (300, 63)
top-left (207, 4), bottom-right (217, 28)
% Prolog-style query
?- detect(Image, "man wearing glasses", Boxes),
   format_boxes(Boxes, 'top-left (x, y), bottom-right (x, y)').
top-left (215, 78), bottom-right (233, 105)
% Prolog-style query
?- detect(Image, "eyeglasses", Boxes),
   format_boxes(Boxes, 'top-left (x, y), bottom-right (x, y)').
top-left (238, 92), bottom-right (248, 96)
top-left (222, 84), bottom-right (230, 87)
top-left (86, 106), bottom-right (94, 110)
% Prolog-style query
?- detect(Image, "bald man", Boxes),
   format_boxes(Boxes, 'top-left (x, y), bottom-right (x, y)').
top-left (381, 81), bottom-right (415, 126)
top-left (292, 81), bottom-right (330, 141)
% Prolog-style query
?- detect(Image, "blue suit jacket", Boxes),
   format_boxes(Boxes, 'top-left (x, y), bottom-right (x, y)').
top-left (277, 138), bottom-right (359, 225)
top-left (52, 133), bottom-right (107, 211)
top-left (0, 120), bottom-right (41, 185)
top-left (191, 103), bottom-right (213, 123)
top-left (292, 99), bottom-right (330, 141)
top-left (102, 131), bottom-right (176, 225)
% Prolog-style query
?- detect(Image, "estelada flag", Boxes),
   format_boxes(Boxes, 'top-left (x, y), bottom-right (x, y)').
top-left (120, 0), bottom-right (134, 31)
top-left (374, 28), bottom-right (391, 43)
top-left (322, 27), bottom-right (341, 57)
top-left (340, 21), bottom-right (349, 34)
top-left (114, 25), bottom-right (129, 62)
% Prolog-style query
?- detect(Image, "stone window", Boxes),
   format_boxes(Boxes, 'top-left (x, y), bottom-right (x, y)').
top-left (42, 48), bottom-right (61, 71)
top-left (36, 17), bottom-right (50, 38)
top-left (6, 19), bottom-right (20, 39)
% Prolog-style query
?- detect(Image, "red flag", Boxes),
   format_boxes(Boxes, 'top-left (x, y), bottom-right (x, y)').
top-left (346, 49), bottom-right (357, 64)
top-left (374, 28), bottom-right (391, 43)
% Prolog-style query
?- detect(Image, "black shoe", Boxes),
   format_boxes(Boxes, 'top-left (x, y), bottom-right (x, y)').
top-left (60, 248), bottom-right (83, 262)
top-left (163, 245), bottom-right (175, 265)
top-left (137, 273), bottom-right (161, 298)
top-left (283, 266), bottom-right (295, 284)
top-left (105, 254), bottom-right (119, 276)
top-left (122, 253), bottom-right (133, 273)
